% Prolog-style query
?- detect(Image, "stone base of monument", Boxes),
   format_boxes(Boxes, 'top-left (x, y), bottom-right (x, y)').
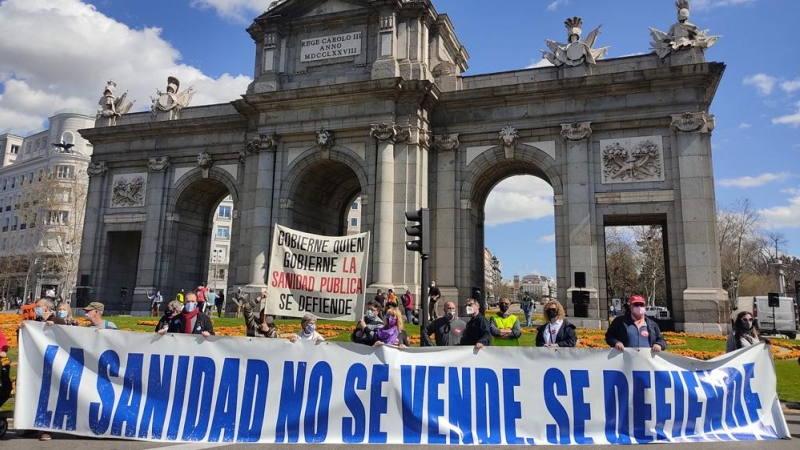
top-left (569, 318), bottom-right (604, 330)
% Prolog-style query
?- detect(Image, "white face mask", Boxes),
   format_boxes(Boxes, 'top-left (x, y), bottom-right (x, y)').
top-left (632, 306), bottom-right (646, 316)
top-left (465, 306), bottom-right (475, 316)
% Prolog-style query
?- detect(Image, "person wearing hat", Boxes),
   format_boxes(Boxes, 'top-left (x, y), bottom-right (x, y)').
top-left (605, 295), bottom-right (665, 352)
top-left (84, 302), bottom-right (118, 330)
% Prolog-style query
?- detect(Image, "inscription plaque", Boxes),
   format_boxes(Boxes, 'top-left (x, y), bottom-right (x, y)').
top-left (301, 32), bottom-right (362, 62)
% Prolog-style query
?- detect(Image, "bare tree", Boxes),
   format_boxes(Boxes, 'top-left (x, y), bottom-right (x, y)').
top-left (633, 226), bottom-right (666, 306)
top-left (604, 227), bottom-right (639, 300)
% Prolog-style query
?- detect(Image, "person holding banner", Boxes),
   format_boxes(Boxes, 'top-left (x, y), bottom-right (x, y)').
top-left (53, 302), bottom-right (80, 326)
top-left (535, 300), bottom-right (577, 347)
top-left (243, 290), bottom-right (265, 337)
top-left (374, 308), bottom-right (408, 347)
top-left (605, 295), bottom-right (665, 352)
top-left (352, 300), bottom-right (384, 345)
top-left (156, 300), bottom-right (184, 334)
top-left (422, 301), bottom-right (465, 347)
top-left (459, 298), bottom-right (491, 350)
top-left (84, 302), bottom-right (117, 330)
top-left (489, 297), bottom-right (522, 346)
top-left (726, 311), bottom-right (769, 352)
top-left (291, 313), bottom-right (325, 342)
top-left (181, 293), bottom-right (214, 336)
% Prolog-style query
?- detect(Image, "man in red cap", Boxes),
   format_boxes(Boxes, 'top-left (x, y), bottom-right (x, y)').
top-left (605, 295), bottom-right (665, 352)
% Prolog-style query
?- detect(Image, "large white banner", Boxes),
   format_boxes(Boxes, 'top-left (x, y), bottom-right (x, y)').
top-left (17, 322), bottom-right (789, 444)
top-left (266, 225), bottom-right (369, 321)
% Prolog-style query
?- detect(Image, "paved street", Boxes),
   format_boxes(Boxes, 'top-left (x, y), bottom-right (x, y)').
top-left (0, 411), bottom-right (797, 449)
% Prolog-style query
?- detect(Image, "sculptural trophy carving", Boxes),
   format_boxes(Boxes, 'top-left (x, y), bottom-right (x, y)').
top-left (150, 76), bottom-right (194, 120)
top-left (649, 0), bottom-right (720, 59)
top-left (542, 17), bottom-right (609, 67)
top-left (97, 80), bottom-right (134, 126)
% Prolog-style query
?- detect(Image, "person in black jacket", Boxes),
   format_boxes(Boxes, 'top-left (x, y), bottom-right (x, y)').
top-left (605, 295), bottom-right (665, 352)
top-left (156, 300), bottom-right (184, 334)
top-left (180, 293), bottom-right (215, 337)
top-left (459, 298), bottom-right (491, 350)
top-left (535, 300), bottom-right (577, 347)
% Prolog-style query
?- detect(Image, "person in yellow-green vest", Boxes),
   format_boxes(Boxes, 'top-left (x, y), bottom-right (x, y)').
top-left (490, 297), bottom-right (521, 346)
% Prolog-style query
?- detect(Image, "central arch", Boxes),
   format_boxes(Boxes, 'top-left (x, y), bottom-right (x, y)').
top-left (458, 144), bottom-right (563, 309)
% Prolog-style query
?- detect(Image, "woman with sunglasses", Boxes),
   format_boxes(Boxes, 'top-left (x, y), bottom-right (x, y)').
top-left (535, 300), bottom-right (577, 347)
top-left (726, 311), bottom-right (768, 352)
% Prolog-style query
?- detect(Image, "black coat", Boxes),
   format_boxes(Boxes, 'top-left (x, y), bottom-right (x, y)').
top-left (535, 320), bottom-right (577, 347)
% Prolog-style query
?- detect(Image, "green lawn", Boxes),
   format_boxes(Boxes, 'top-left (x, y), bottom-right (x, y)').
top-left (2, 315), bottom-right (798, 414)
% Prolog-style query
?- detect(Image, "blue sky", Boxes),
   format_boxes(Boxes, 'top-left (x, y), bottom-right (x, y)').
top-left (0, 0), bottom-right (798, 280)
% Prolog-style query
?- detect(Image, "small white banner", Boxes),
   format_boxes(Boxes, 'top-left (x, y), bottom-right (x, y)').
top-left (300, 32), bottom-right (362, 62)
top-left (15, 323), bottom-right (790, 444)
top-left (265, 225), bottom-right (369, 321)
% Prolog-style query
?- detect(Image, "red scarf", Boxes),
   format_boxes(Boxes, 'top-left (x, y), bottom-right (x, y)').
top-left (182, 308), bottom-right (200, 334)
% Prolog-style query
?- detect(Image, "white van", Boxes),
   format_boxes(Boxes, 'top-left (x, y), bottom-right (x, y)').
top-left (732, 296), bottom-right (799, 339)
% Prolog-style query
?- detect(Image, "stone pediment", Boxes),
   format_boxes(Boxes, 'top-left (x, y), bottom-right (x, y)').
top-left (256, 0), bottom-right (370, 21)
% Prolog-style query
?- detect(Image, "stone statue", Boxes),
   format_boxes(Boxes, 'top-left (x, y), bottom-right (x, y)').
top-left (150, 76), bottom-right (194, 120)
top-left (97, 81), bottom-right (134, 126)
top-left (649, 0), bottom-right (720, 59)
top-left (542, 17), bottom-right (609, 67)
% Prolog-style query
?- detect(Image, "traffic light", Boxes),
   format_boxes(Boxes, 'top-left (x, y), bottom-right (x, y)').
top-left (405, 208), bottom-right (430, 255)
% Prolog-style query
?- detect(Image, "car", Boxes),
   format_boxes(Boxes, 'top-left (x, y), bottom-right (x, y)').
top-left (645, 306), bottom-right (671, 320)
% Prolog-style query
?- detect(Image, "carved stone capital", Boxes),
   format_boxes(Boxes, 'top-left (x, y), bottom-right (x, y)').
top-left (671, 112), bottom-right (714, 133)
top-left (560, 122), bottom-right (592, 141)
top-left (370, 123), bottom-right (409, 144)
top-left (197, 152), bottom-right (213, 178)
top-left (432, 133), bottom-right (459, 152)
top-left (147, 156), bottom-right (170, 172)
top-left (245, 133), bottom-right (278, 155)
top-left (499, 126), bottom-right (519, 158)
top-left (87, 161), bottom-right (107, 177)
top-left (316, 129), bottom-right (335, 151)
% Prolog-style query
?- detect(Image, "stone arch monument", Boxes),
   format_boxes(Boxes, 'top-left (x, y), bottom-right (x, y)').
top-left (78, 0), bottom-right (727, 333)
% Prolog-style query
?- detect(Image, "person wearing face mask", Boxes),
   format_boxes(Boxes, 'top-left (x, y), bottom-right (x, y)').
top-left (726, 311), bottom-right (769, 352)
top-left (352, 300), bottom-right (384, 345)
top-left (180, 293), bottom-right (214, 337)
top-left (292, 314), bottom-right (325, 342)
top-left (243, 290), bottom-right (264, 337)
top-left (83, 302), bottom-right (118, 329)
top-left (258, 312), bottom-right (280, 338)
top-left (156, 300), bottom-right (185, 334)
top-left (459, 298), bottom-right (491, 350)
top-left (422, 301), bottom-right (466, 346)
top-left (53, 302), bottom-right (80, 326)
top-left (373, 308), bottom-right (409, 347)
top-left (32, 298), bottom-right (64, 325)
top-left (605, 295), bottom-right (665, 352)
top-left (535, 300), bottom-right (577, 348)
top-left (489, 297), bottom-right (521, 346)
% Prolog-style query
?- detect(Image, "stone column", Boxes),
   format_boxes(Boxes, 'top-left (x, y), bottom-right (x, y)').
top-left (560, 122), bottom-right (600, 328)
top-left (432, 133), bottom-right (459, 305)
top-left (134, 156), bottom-right (171, 306)
top-left (245, 134), bottom-right (278, 296)
top-left (671, 112), bottom-right (728, 334)
top-left (77, 161), bottom-right (108, 303)
top-left (371, 123), bottom-right (403, 289)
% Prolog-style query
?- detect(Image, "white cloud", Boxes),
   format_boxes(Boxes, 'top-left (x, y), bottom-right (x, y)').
top-left (484, 176), bottom-right (554, 226)
top-left (718, 172), bottom-right (789, 188)
top-left (781, 79), bottom-right (800, 93)
top-left (190, 0), bottom-right (275, 23)
top-left (738, 122), bottom-right (751, 129)
top-left (538, 234), bottom-right (555, 243)
top-left (692, 0), bottom-right (757, 10)
top-left (772, 101), bottom-right (800, 127)
top-left (547, 0), bottom-right (570, 11)
top-left (0, 0), bottom-right (252, 135)
top-left (743, 73), bottom-right (777, 95)
top-left (759, 188), bottom-right (800, 229)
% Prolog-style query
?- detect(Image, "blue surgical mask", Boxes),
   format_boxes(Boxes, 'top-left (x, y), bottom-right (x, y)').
top-left (304, 324), bottom-right (316, 334)
top-left (366, 310), bottom-right (375, 320)
top-left (57, 310), bottom-right (68, 319)
top-left (35, 307), bottom-right (44, 318)
top-left (184, 303), bottom-right (197, 312)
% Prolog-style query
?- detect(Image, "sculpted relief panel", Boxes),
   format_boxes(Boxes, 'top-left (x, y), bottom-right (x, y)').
top-left (111, 173), bottom-right (148, 208)
top-left (600, 136), bottom-right (665, 184)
